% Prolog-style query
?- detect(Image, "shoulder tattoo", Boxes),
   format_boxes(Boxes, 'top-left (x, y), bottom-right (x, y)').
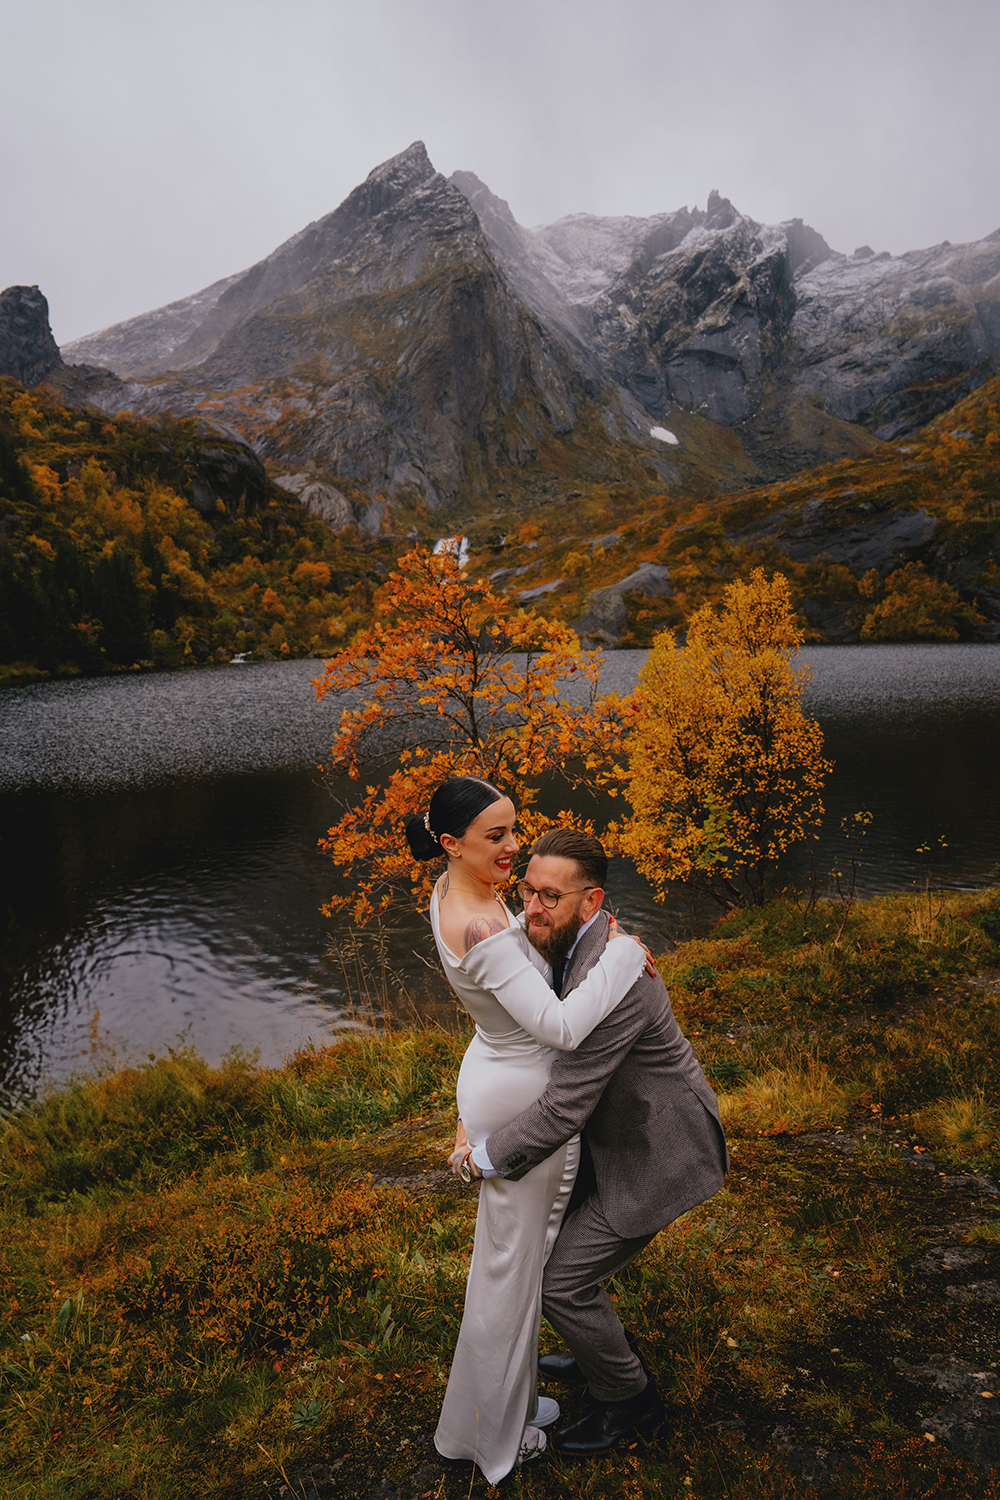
top-left (463, 914), bottom-right (507, 953)
top-left (440, 869), bottom-right (450, 899)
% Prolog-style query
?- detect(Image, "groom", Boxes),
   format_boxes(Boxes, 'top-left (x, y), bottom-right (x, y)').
top-left (466, 827), bottom-right (728, 1457)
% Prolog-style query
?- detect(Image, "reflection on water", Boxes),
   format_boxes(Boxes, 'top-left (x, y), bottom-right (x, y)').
top-left (0, 768), bottom-right (448, 1108)
top-left (795, 645), bottom-right (1000, 896)
top-left (2, 646), bottom-right (999, 1106)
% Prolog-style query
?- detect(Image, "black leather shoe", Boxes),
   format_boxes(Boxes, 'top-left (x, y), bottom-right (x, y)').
top-left (538, 1349), bottom-right (587, 1384)
top-left (551, 1379), bottom-right (665, 1456)
top-left (539, 1329), bottom-right (642, 1387)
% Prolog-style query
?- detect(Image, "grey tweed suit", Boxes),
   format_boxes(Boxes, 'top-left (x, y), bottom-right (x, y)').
top-left (484, 908), bottom-right (728, 1401)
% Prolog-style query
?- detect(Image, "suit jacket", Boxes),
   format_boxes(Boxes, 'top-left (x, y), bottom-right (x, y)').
top-left (485, 909), bottom-right (728, 1238)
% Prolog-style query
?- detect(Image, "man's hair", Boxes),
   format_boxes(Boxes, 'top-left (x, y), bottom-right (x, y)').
top-left (529, 828), bottom-right (608, 888)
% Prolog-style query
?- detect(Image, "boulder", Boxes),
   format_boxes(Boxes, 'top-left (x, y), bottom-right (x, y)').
top-left (274, 473), bottom-right (353, 531)
top-left (575, 562), bottom-right (672, 648)
top-left (173, 424), bottom-right (268, 514)
top-left (516, 579), bottom-right (565, 602)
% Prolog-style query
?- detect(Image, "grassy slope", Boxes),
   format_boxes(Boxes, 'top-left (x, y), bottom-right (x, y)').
top-left (3, 889), bottom-right (1000, 1498)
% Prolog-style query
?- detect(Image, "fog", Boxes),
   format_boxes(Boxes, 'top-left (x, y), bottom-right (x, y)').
top-left (3, 0), bottom-right (998, 345)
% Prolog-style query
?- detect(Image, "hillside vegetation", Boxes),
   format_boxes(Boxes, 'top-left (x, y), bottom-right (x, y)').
top-left (0, 379), bottom-right (389, 683)
top-left (3, 370), bottom-right (999, 683)
top-left (453, 374), bottom-right (1000, 647)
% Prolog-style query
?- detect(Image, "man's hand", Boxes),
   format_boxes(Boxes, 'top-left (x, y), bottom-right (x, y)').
top-left (448, 1119), bottom-right (469, 1176)
top-left (448, 1122), bottom-right (484, 1179)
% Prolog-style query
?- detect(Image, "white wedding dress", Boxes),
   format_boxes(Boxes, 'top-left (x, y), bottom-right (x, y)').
top-left (429, 890), bottom-right (644, 1483)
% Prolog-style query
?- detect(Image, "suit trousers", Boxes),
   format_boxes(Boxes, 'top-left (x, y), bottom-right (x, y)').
top-left (541, 1191), bottom-right (656, 1402)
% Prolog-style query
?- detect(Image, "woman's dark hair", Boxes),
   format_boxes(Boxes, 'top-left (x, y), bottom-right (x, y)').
top-left (405, 777), bottom-right (505, 861)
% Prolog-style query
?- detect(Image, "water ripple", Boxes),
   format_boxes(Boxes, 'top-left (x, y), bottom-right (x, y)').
top-left (2, 646), bottom-right (999, 1106)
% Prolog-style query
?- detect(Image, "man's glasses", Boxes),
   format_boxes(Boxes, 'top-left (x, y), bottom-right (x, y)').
top-left (516, 881), bottom-right (597, 911)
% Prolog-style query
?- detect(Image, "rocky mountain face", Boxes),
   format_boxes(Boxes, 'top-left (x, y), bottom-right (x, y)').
top-left (451, 174), bottom-right (1000, 478)
top-left (62, 270), bottom-right (246, 378)
top-left (0, 286), bottom-right (62, 387)
top-left (59, 144), bottom-right (627, 524)
top-left (788, 240), bottom-right (1000, 437)
top-left (57, 145), bottom-right (1000, 525)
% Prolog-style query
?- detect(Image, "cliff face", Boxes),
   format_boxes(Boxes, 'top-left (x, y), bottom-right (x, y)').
top-left (452, 177), bottom-right (1000, 477)
top-left (67, 144), bottom-right (607, 513)
top-left (53, 144), bottom-right (1000, 522)
top-left (0, 287), bottom-right (62, 387)
top-left (788, 238), bottom-right (1000, 437)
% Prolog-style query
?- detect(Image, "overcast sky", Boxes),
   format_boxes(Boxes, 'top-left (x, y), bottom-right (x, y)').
top-left (4, 0), bottom-right (999, 345)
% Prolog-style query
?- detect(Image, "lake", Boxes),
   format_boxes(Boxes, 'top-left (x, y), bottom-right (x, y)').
top-left (2, 646), bottom-right (998, 1108)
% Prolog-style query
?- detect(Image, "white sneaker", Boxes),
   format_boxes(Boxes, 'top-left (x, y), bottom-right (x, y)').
top-left (533, 1396), bottom-right (560, 1427)
top-left (517, 1426), bottom-right (547, 1465)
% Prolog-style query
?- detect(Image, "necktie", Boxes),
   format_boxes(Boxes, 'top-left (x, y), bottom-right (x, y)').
top-left (551, 958), bottom-right (565, 997)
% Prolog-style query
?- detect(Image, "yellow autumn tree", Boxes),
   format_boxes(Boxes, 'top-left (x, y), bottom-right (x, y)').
top-left (618, 569), bottom-right (831, 907)
top-left (858, 562), bottom-right (984, 642)
top-left (313, 547), bottom-right (605, 922)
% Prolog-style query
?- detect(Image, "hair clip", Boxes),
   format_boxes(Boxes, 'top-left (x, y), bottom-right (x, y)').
top-left (423, 812), bottom-right (433, 835)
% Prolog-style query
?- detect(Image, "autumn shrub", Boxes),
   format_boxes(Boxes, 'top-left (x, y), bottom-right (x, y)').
top-left (718, 1058), bottom-right (856, 1137)
top-left (619, 569), bottom-right (831, 908)
top-left (314, 546), bottom-right (611, 921)
top-left (913, 1094), bottom-right (997, 1163)
top-left (859, 561), bottom-right (985, 641)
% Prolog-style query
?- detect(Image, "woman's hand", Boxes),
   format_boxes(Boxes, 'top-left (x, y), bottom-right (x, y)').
top-left (448, 1119), bottom-right (470, 1176)
top-left (609, 915), bottom-right (658, 976)
top-left (638, 942), bottom-right (658, 976)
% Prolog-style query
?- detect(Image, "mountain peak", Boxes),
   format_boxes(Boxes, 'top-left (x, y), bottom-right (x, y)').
top-left (53, 146), bottom-right (1000, 516)
top-left (705, 189), bottom-right (739, 230)
top-left (364, 140), bottom-right (436, 190)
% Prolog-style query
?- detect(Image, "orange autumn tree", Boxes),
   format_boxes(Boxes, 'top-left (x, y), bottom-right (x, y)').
top-left (618, 569), bottom-right (831, 908)
top-left (313, 547), bottom-right (604, 922)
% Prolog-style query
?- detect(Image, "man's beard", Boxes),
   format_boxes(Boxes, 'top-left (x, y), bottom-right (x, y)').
top-left (526, 909), bottom-right (584, 969)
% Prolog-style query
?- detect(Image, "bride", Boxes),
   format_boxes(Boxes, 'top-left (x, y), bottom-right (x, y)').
top-left (405, 776), bottom-right (647, 1483)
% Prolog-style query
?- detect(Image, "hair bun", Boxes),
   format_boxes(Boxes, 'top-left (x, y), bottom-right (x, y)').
top-left (403, 777), bottom-right (505, 864)
top-left (405, 814), bottom-right (443, 862)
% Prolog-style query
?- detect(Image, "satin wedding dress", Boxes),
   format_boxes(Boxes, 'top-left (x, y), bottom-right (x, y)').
top-left (429, 890), bottom-right (643, 1483)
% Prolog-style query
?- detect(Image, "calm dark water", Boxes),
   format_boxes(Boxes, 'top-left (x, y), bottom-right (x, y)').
top-left (2, 647), bottom-right (999, 1107)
